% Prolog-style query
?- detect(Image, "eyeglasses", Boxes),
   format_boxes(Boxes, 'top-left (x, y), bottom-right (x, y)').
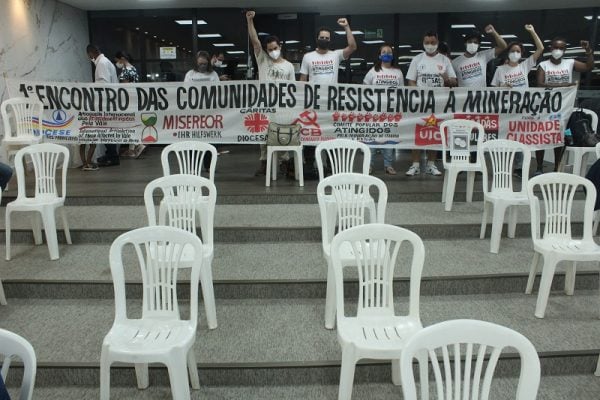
top-left (318, 37), bottom-right (330, 40)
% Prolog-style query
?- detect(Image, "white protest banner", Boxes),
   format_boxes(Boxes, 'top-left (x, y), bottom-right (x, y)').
top-left (6, 79), bottom-right (576, 149)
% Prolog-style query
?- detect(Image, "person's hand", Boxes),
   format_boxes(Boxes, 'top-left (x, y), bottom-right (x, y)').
top-left (440, 71), bottom-right (449, 84)
top-left (246, 11), bottom-right (255, 20)
top-left (484, 25), bottom-right (495, 34)
top-left (219, 75), bottom-right (231, 81)
top-left (337, 18), bottom-right (349, 28)
top-left (524, 24), bottom-right (535, 33)
top-left (581, 40), bottom-right (591, 53)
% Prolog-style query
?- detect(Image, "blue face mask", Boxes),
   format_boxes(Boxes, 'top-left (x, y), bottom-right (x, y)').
top-left (379, 54), bottom-right (393, 63)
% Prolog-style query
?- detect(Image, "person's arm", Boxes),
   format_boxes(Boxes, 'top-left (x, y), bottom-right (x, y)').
top-left (485, 25), bottom-right (507, 56)
top-left (95, 62), bottom-right (111, 83)
top-left (363, 69), bottom-right (374, 85)
top-left (442, 59), bottom-right (458, 87)
top-left (299, 55), bottom-right (309, 81)
top-left (536, 66), bottom-right (548, 87)
top-left (574, 40), bottom-right (594, 73)
top-left (525, 24), bottom-right (544, 62)
top-left (338, 18), bottom-right (357, 60)
top-left (406, 59), bottom-right (417, 86)
top-left (246, 11), bottom-right (262, 57)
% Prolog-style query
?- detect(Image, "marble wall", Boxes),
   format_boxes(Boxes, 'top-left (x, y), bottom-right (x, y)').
top-left (0, 0), bottom-right (90, 135)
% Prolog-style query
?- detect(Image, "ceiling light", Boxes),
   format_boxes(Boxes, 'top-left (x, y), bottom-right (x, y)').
top-left (237, 64), bottom-right (248, 68)
top-left (523, 43), bottom-right (534, 47)
top-left (501, 34), bottom-right (517, 39)
top-left (197, 33), bottom-right (222, 38)
top-left (335, 30), bottom-right (364, 35)
top-left (480, 41), bottom-right (491, 45)
top-left (213, 43), bottom-right (235, 47)
top-left (451, 24), bottom-right (476, 29)
top-left (227, 50), bottom-right (245, 54)
top-left (410, 50), bottom-right (424, 53)
top-left (397, 45), bottom-right (411, 48)
top-left (362, 40), bottom-right (385, 44)
top-left (285, 40), bottom-right (300, 44)
top-left (584, 15), bottom-right (600, 20)
top-left (175, 19), bottom-right (208, 25)
top-left (258, 32), bottom-right (269, 36)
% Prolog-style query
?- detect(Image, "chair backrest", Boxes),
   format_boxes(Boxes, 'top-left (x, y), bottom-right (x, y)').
top-left (144, 174), bottom-right (216, 246)
top-left (14, 143), bottom-right (69, 201)
top-left (1, 97), bottom-right (44, 140)
top-left (330, 224), bottom-right (424, 319)
top-left (580, 108), bottom-right (599, 133)
top-left (315, 139), bottom-right (371, 180)
top-left (596, 142), bottom-right (600, 159)
top-left (0, 328), bottom-right (36, 400)
top-left (527, 172), bottom-right (596, 243)
top-left (161, 142), bottom-right (218, 181)
top-left (400, 319), bottom-right (540, 400)
top-left (109, 226), bottom-right (203, 324)
top-left (480, 139), bottom-right (530, 195)
top-left (317, 173), bottom-right (387, 250)
top-left (439, 119), bottom-right (485, 168)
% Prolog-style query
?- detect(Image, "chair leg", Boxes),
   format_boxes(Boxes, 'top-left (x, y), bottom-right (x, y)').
top-left (535, 259), bottom-right (559, 318)
top-left (443, 170), bottom-right (458, 212)
top-left (573, 153), bottom-right (583, 177)
top-left (391, 359), bottom-right (401, 386)
top-left (187, 349), bottom-right (200, 390)
top-left (466, 171), bottom-right (476, 203)
top-left (271, 151), bottom-right (279, 181)
top-left (595, 354), bottom-right (600, 377)
top-left (507, 206), bottom-right (518, 238)
top-left (41, 210), bottom-right (59, 260)
top-left (367, 201), bottom-right (376, 224)
top-left (479, 201), bottom-right (489, 239)
top-left (324, 259), bottom-right (336, 330)
top-left (441, 172), bottom-right (448, 203)
top-left (265, 149), bottom-right (273, 187)
top-left (31, 213), bottom-right (43, 245)
top-left (60, 207), bottom-right (72, 245)
top-left (489, 204), bottom-right (508, 254)
top-left (0, 278), bottom-right (7, 305)
top-left (5, 209), bottom-right (12, 261)
top-left (525, 252), bottom-right (541, 294)
top-left (593, 211), bottom-right (599, 236)
top-left (295, 149), bottom-right (304, 187)
top-left (417, 350), bottom-right (430, 400)
top-left (200, 259), bottom-right (218, 330)
top-left (134, 363), bottom-right (149, 389)
top-left (166, 354), bottom-right (192, 400)
top-left (338, 346), bottom-right (357, 400)
top-left (99, 347), bottom-right (111, 400)
top-left (564, 262), bottom-right (577, 296)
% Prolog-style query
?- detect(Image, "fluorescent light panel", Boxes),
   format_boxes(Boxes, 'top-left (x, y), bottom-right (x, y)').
top-left (335, 30), bottom-right (364, 35)
top-left (397, 45), bottom-right (412, 48)
top-left (213, 43), bottom-right (235, 47)
top-left (501, 34), bottom-right (517, 39)
top-left (197, 33), bottom-right (222, 38)
top-left (363, 40), bottom-right (385, 44)
top-left (451, 24), bottom-right (476, 29)
top-left (226, 51), bottom-right (245, 54)
top-left (175, 19), bottom-right (207, 25)
top-left (285, 40), bottom-right (300, 44)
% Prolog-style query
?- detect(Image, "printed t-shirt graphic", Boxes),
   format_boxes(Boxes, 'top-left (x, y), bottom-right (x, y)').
top-left (452, 48), bottom-right (496, 87)
top-left (300, 49), bottom-right (345, 83)
top-left (539, 58), bottom-right (575, 85)
top-left (184, 70), bottom-right (220, 82)
top-left (491, 55), bottom-right (536, 88)
top-left (406, 52), bottom-right (457, 87)
top-left (363, 66), bottom-right (404, 87)
top-left (256, 49), bottom-right (296, 81)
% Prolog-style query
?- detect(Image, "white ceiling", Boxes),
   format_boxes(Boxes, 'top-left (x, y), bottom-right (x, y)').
top-left (59, 0), bottom-right (600, 15)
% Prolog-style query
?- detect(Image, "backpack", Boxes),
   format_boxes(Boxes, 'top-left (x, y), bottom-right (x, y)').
top-left (567, 109), bottom-right (599, 147)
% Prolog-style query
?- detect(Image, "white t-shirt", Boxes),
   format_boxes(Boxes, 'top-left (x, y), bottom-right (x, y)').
top-left (93, 54), bottom-right (118, 83)
top-left (491, 55), bottom-right (536, 88)
top-left (256, 49), bottom-right (296, 81)
top-left (300, 49), bottom-right (345, 84)
top-left (184, 70), bottom-right (220, 82)
top-left (539, 58), bottom-right (575, 85)
top-left (363, 66), bottom-right (404, 87)
top-left (406, 52), bottom-right (456, 87)
top-left (452, 48), bottom-right (496, 87)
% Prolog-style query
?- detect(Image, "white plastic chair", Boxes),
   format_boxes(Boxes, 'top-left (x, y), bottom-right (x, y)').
top-left (560, 108), bottom-right (599, 177)
top-left (331, 223), bottom-right (424, 400)
top-left (525, 172), bottom-right (600, 318)
top-left (0, 328), bottom-right (37, 400)
top-left (265, 145), bottom-right (304, 187)
top-left (0, 190), bottom-right (5, 305)
top-left (593, 143), bottom-right (600, 236)
top-left (1, 98), bottom-right (44, 164)
top-left (100, 226), bottom-right (203, 400)
top-left (317, 173), bottom-right (388, 330)
top-left (400, 319), bottom-right (540, 400)
top-left (161, 141), bottom-right (218, 181)
top-left (480, 140), bottom-right (531, 253)
top-left (5, 143), bottom-right (72, 261)
top-left (439, 119), bottom-right (485, 211)
top-left (144, 174), bottom-right (217, 330)
top-left (315, 139), bottom-right (371, 180)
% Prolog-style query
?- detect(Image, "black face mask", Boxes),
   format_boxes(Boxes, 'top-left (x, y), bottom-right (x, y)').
top-left (316, 39), bottom-right (330, 50)
top-left (198, 64), bottom-right (208, 73)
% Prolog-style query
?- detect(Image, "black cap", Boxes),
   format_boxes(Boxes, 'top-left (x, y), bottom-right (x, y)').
top-left (464, 29), bottom-right (483, 42)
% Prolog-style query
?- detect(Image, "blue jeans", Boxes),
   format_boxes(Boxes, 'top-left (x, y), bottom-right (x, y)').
top-left (370, 148), bottom-right (394, 168)
top-left (0, 162), bottom-right (13, 190)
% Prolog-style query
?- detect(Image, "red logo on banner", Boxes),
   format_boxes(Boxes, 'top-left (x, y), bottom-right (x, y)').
top-left (415, 114), bottom-right (444, 146)
top-left (244, 113), bottom-right (269, 133)
top-left (293, 110), bottom-right (322, 137)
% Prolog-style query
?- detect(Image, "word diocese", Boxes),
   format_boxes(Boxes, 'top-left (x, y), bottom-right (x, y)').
top-left (19, 82), bottom-right (564, 116)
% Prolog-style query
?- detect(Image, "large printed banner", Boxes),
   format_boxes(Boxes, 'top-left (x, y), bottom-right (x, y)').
top-left (6, 79), bottom-right (576, 149)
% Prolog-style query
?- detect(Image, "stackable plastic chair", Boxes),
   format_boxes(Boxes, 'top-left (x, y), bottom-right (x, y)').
top-left (400, 319), bottom-right (540, 400)
top-left (559, 108), bottom-right (599, 177)
top-left (479, 140), bottom-right (531, 253)
top-left (1, 97), bottom-right (44, 164)
top-left (331, 224), bottom-right (424, 400)
top-left (525, 173), bottom-right (600, 318)
top-left (100, 226), bottom-right (203, 400)
top-left (439, 119), bottom-right (485, 211)
top-left (144, 174), bottom-right (217, 329)
top-left (0, 191), bottom-right (5, 305)
top-left (596, 354), bottom-right (600, 377)
top-left (161, 141), bottom-right (218, 180)
top-left (0, 328), bottom-right (37, 400)
top-left (5, 143), bottom-right (72, 261)
top-left (317, 173), bottom-right (388, 329)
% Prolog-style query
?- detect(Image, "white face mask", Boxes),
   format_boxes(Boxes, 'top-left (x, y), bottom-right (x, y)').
top-left (213, 60), bottom-right (223, 68)
top-left (466, 43), bottom-right (479, 55)
top-left (551, 49), bottom-right (564, 60)
top-left (116, 62), bottom-right (124, 69)
top-left (508, 51), bottom-right (521, 63)
top-left (268, 49), bottom-right (281, 60)
top-left (423, 44), bottom-right (438, 54)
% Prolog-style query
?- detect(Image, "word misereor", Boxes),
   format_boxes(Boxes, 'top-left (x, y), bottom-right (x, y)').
top-left (20, 82), bottom-right (563, 116)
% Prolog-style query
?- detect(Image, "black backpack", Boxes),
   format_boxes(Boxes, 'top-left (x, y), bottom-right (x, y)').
top-left (567, 109), bottom-right (598, 147)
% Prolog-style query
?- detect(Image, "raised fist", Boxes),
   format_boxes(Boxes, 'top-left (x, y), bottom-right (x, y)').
top-left (581, 40), bottom-right (590, 51)
top-left (484, 25), bottom-right (495, 34)
top-left (246, 11), bottom-right (255, 20)
top-left (524, 24), bottom-right (535, 32)
top-left (337, 18), bottom-right (349, 27)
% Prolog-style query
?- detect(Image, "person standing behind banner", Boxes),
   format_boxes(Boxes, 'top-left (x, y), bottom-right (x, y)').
top-left (490, 24), bottom-right (544, 178)
top-left (406, 31), bottom-right (457, 177)
top-left (363, 44), bottom-right (404, 175)
top-left (534, 37), bottom-right (594, 175)
top-left (211, 52), bottom-right (230, 81)
top-left (185, 51), bottom-right (220, 83)
top-left (246, 10), bottom-right (297, 177)
top-left (452, 25), bottom-right (507, 88)
top-left (85, 44), bottom-right (118, 171)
